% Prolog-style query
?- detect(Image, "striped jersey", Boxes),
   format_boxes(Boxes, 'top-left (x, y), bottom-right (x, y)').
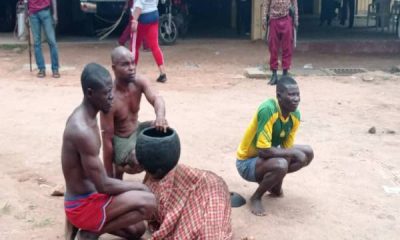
top-left (237, 98), bottom-right (300, 160)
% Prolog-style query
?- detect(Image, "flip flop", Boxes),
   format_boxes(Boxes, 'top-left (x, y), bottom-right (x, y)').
top-left (230, 191), bottom-right (246, 208)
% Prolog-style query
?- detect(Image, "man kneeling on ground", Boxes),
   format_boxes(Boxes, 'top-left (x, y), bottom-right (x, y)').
top-left (101, 46), bottom-right (168, 181)
top-left (236, 76), bottom-right (314, 216)
top-left (136, 127), bottom-right (233, 240)
top-left (62, 63), bottom-right (156, 240)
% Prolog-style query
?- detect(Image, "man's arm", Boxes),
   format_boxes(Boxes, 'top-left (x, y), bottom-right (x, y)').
top-left (262, 0), bottom-right (271, 30)
top-left (51, 0), bottom-right (58, 25)
top-left (139, 77), bottom-right (168, 132)
top-left (258, 146), bottom-right (306, 161)
top-left (100, 111), bottom-right (115, 178)
top-left (76, 131), bottom-right (148, 194)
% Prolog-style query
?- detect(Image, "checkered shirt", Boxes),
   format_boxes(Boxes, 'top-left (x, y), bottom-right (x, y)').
top-left (145, 164), bottom-right (233, 240)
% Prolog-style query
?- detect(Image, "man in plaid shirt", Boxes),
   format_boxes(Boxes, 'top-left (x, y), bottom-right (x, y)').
top-left (137, 129), bottom-right (233, 240)
top-left (263, 0), bottom-right (298, 85)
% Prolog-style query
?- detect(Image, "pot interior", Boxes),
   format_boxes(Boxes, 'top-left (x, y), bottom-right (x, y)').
top-left (142, 127), bottom-right (174, 138)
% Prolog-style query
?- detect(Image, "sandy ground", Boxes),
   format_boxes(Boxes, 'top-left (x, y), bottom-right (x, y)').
top-left (0, 39), bottom-right (399, 240)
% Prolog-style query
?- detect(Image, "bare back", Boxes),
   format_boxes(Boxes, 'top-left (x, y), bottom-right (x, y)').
top-left (61, 105), bottom-right (100, 197)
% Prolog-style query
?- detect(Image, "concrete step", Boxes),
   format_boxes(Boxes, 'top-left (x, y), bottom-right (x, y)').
top-left (296, 39), bottom-right (400, 54)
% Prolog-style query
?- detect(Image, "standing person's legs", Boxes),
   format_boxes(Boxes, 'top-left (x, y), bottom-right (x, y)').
top-left (146, 21), bottom-right (166, 83)
top-left (348, 0), bottom-right (355, 28)
top-left (320, 0), bottom-right (328, 25)
top-left (243, 0), bottom-right (251, 34)
top-left (146, 22), bottom-right (164, 68)
top-left (39, 9), bottom-right (60, 77)
top-left (268, 19), bottom-right (279, 72)
top-left (327, 0), bottom-right (336, 25)
top-left (268, 18), bottom-right (279, 85)
top-left (281, 16), bottom-right (293, 74)
top-left (340, 0), bottom-right (349, 25)
top-left (29, 12), bottom-right (46, 77)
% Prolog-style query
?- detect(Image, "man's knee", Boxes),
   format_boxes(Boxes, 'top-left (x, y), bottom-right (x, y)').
top-left (302, 145), bottom-right (314, 165)
top-left (116, 191), bottom-right (156, 217)
top-left (48, 39), bottom-right (57, 48)
top-left (126, 222), bottom-right (146, 238)
top-left (259, 158), bottom-right (288, 177)
top-left (295, 145), bottom-right (314, 165)
top-left (129, 191), bottom-right (157, 218)
top-left (274, 158), bottom-right (289, 176)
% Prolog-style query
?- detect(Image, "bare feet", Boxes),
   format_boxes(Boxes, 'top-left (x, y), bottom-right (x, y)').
top-left (250, 196), bottom-right (266, 216)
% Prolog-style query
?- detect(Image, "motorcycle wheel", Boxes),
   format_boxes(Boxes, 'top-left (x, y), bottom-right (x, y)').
top-left (158, 15), bottom-right (178, 45)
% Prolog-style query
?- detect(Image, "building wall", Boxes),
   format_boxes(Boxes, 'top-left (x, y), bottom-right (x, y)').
top-left (358, 0), bottom-right (370, 15)
top-left (251, 0), bottom-right (264, 41)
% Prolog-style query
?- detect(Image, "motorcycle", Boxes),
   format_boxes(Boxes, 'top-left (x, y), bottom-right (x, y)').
top-left (158, 0), bottom-right (190, 45)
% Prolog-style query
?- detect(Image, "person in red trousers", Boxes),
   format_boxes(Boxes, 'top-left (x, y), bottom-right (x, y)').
top-left (263, 0), bottom-right (298, 85)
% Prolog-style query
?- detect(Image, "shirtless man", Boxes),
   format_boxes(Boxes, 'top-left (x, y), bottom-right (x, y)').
top-left (62, 63), bottom-right (156, 240)
top-left (100, 46), bottom-right (168, 180)
top-left (236, 76), bottom-right (314, 216)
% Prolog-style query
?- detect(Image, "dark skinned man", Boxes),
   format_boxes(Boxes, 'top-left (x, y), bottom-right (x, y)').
top-left (62, 63), bottom-right (156, 240)
top-left (100, 46), bottom-right (168, 180)
top-left (236, 76), bottom-right (314, 216)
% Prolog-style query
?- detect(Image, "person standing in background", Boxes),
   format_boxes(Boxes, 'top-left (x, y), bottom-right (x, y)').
top-left (237, 0), bottom-right (251, 36)
top-left (263, 0), bottom-right (298, 85)
top-left (340, 0), bottom-right (355, 28)
top-left (28, 0), bottom-right (60, 78)
top-left (320, 0), bottom-right (335, 26)
top-left (131, 0), bottom-right (167, 83)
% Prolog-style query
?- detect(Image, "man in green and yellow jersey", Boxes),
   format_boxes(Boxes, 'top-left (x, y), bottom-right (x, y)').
top-left (236, 76), bottom-right (313, 216)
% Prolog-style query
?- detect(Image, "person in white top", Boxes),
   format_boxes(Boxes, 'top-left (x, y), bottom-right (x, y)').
top-left (130, 0), bottom-right (167, 83)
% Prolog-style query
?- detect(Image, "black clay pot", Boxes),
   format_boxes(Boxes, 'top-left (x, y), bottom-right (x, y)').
top-left (135, 127), bottom-right (181, 175)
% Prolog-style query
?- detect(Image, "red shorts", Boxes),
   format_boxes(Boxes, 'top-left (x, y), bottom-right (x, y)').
top-left (65, 192), bottom-right (113, 232)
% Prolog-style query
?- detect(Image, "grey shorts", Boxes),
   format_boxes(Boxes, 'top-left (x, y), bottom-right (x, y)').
top-left (236, 157), bottom-right (258, 182)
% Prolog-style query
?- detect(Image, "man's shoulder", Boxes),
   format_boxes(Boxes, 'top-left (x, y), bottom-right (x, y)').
top-left (65, 111), bottom-right (93, 141)
top-left (291, 109), bottom-right (301, 120)
top-left (292, 109), bottom-right (301, 119)
top-left (134, 74), bottom-right (150, 88)
top-left (258, 98), bottom-right (278, 113)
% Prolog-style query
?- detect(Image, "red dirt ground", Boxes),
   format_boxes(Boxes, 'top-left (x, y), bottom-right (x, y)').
top-left (0, 39), bottom-right (399, 240)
